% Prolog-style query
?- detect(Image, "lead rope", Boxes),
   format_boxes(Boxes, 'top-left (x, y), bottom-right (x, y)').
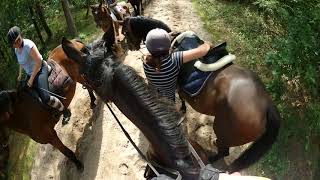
top-left (106, 103), bottom-right (184, 179)
top-left (106, 102), bottom-right (181, 178)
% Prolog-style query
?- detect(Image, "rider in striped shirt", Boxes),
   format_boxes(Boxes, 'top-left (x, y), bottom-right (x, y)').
top-left (144, 28), bottom-right (212, 102)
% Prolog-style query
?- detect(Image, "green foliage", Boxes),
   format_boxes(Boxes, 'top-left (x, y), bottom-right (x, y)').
top-left (266, 1), bottom-right (320, 96)
top-left (194, 0), bottom-right (320, 179)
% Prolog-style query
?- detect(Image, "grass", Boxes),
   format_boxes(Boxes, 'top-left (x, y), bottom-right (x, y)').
top-left (7, 132), bottom-right (37, 180)
top-left (7, 8), bottom-right (103, 180)
top-left (192, 0), bottom-right (319, 179)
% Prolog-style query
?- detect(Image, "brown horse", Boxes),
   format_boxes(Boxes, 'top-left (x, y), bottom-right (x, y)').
top-left (0, 40), bottom-right (94, 171)
top-left (91, 1), bottom-right (130, 38)
top-left (61, 37), bottom-right (210, 179)
top-left (120, 16), bottom-right (281, 172)
top-left (90, 2), bottom-right (128, 57)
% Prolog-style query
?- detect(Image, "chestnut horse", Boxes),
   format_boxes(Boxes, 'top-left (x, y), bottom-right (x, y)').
top-left (61, 37), bottom-right (209, 179)
top-left (120, 16), bottom-right (281, 172)
top-left (0, 40), bottom-right (94, 171)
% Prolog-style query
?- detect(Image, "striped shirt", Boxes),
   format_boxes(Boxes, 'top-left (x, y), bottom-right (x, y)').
top-left (143, 51), bottom-right (183, 101)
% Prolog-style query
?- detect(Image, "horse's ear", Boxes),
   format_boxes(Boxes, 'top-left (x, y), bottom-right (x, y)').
top-left (61, 37), bottom-right (86, 65)
top-left (99, 1), bottom-right (102, 8)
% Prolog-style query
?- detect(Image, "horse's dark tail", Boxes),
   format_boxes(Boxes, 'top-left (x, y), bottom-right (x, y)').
top-left (228, 103), bottom-right (281, 172)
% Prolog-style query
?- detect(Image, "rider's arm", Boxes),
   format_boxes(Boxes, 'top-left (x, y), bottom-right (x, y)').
top-left (17, 65), bottom-right (23, 81)
top-left (182, 41), bottom-right (212, 63)
top-left (27, 46), bottom-right (42, 87)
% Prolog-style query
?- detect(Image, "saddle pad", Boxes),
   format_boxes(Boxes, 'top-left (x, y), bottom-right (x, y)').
top-left (47, 60), bottom-right (74, 92)
top-left (181, 71), bottom-right (213, 97)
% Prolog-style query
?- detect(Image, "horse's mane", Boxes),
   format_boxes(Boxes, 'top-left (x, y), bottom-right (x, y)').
top-left (87, 48), bottom-right (190, 159)
top-left (128, 16), bottom-right (172, 41)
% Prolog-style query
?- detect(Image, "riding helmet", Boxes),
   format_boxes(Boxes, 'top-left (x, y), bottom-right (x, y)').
top-left (7, 26), bottom-right (21, 46)
top-left (146, 28), bottom-right (171, 54)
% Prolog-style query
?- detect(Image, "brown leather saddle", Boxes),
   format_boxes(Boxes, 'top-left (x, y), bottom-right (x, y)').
top-left (47, 60), bottom-right (74, 95)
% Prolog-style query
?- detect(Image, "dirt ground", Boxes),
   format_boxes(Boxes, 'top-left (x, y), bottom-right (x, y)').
top-left (31, 0), bottom-right (249, 179)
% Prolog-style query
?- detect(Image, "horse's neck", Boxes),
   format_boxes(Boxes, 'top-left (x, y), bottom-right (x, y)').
top-left (99, 65), bottom-right (197, 168)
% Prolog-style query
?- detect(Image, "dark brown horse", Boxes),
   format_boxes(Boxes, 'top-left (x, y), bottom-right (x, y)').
top-left (120, 16), bottom-right (281, 172)
top-left (0, 40), bottom-right (95, 171)
top-left (61, 37), bottom-right (209, 179)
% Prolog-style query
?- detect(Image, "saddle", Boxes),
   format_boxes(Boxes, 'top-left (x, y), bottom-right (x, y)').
top-left (171, 31), bottom-right (232, 97)
top-left (23, 60), bottom-right (74, 115)
top-left (47, 60), bottom-right (74, 94)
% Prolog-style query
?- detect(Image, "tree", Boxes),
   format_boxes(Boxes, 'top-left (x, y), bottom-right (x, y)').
top-left (60, 0), bottom-right (78, 36)
top-left (34, 1), bottom-right (52, 40)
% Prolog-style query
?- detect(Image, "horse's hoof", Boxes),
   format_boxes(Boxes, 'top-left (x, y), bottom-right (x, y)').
top-left (76, 161), bottom-right (84, 172)
top-left (62, 117), bottom-right (70, 126)
top-left (208, 155), bottom-right (220, 163)
top-left (180, 107), bottom-right (186, 114)
top-left (90, 103), bottom-right (97, 109)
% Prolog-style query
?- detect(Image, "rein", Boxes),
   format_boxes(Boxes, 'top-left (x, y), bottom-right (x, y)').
top-left (105, 102), bottom-right (182, 180)
top-left (106, 102), bottom-right (207, 179)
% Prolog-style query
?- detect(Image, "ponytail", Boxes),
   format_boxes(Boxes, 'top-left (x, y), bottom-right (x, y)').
top-left (145, 51), bottom-right (169, 72)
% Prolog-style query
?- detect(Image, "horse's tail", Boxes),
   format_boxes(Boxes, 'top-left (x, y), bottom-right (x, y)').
top-left (229, 103), bottom-right (281, 172)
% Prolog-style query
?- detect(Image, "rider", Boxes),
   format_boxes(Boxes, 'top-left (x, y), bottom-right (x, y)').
top-left (105, 0), bottom-right (124, 20)
top-left (144, 28), bottom-right (212, 102)
top-left (7, 26), bottom-right (71, 119)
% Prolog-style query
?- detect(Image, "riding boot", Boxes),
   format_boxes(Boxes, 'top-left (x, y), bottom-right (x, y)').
top-left (47, 96), bottom-right (71, 120)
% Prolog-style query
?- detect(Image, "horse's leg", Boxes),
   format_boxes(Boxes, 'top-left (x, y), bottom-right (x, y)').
top-left (178, 94), bottom-right (187, 114)
top-left (208, 138), bottom-right (230, 162)
top-left (140, 0), bottom-right (144, 12)
top-left (88, 90), bottom-right (96, 109)
top-left (113, 21), bottom-right (120, 37)
top-left (132, 4), bottom-right (139, 16)
top-left (50, 131), bottom-right (84, 171)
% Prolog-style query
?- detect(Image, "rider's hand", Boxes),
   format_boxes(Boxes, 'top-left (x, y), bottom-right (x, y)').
top-left (204, 41), bottom-right (214, 48)
top-left (17, 75), bottom-right (22, 81)
top-left (27, 80), bottom-right (33, 88)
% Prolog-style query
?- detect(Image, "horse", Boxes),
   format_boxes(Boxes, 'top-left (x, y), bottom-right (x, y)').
top-left (61, 37), bottom-right (210, 179)
top-left (90, 2), bottom-right (128, 57)
top-left (120, 16), bottom-right (281, 172)
top-left (91, 1), bottom-right (130, 39)
top-left (128, 0), bottom-right (143, 16)
top-left (0, 40), bottom-right (95, 171)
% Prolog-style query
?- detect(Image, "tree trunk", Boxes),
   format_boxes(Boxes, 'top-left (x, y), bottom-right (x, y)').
top-left (34, 2), bottom-right (52, 40)
top-left (61, 0), bottom-right (78, 36)
top-left (86, 0), bottom-right (91, 17)
top-left (29, 6), bottom-right (45, 46)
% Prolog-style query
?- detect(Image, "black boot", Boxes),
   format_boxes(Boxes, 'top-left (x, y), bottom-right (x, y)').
top-left (61, 108), bottom-right (71, 125)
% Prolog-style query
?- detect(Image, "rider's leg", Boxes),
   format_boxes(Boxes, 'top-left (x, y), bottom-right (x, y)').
top-left (36, 62), bottom-right (71, 118)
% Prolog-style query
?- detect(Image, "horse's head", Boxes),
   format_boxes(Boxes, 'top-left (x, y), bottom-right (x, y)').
top-left (0, 90), bottom-right (16, 125)
top-left (61, 37), bottom-right (117, 93)
top-left (121, 16), bottom-right (172, 51)
top-left (90, 2), bottom-right (113, 32)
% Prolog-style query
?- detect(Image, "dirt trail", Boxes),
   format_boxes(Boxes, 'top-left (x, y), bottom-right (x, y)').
top-left (31, 0), bottom-right (247, 179)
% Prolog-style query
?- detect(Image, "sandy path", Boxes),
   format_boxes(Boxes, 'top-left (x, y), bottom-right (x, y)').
top-left (31, 0), bottom-right (248, 179)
